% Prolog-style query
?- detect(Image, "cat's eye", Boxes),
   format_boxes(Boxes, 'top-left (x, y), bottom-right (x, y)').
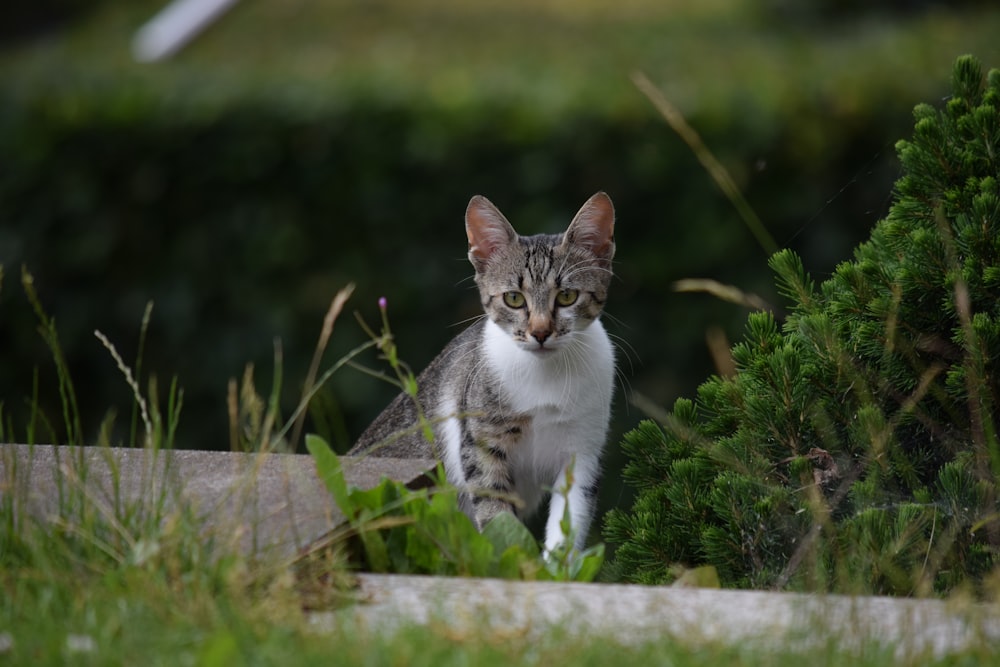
top-left (555, 289), bottom-right (579, 307)
top-left (503, 291), bottom-right (526, 308)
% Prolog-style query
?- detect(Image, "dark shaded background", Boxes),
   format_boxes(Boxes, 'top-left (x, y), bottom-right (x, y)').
top-left (2, 0), bottom-right (998, 522)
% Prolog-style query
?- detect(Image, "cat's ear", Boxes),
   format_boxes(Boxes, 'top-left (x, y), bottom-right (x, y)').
top-left (563, 192), bottom-right (615, 261)
top-left (466, 195), bottom-right (518, 270)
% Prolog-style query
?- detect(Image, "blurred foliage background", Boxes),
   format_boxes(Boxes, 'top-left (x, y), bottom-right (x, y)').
top-left (1, 0), bottom-right (999, 520)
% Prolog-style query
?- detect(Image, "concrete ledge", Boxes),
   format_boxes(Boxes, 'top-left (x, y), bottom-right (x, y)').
top-left (7, 443), bottom-right (999, 659)
top-left (316, 573), bottom-right (1000, 659)
top-left (1, 444), bottom-right (435, 560)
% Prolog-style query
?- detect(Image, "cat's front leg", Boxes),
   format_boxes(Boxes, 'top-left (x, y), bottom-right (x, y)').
top-left (543, 454), bottom-right (601, 554)
top-left (462, 432), bottom-right (519, 530)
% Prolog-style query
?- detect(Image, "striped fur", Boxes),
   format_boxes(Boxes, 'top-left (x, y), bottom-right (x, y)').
top-left (351, 193), bottom-right (616, 551)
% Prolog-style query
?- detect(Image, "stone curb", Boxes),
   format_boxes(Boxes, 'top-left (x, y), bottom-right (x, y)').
top-left (318, 573), bottom-right (1000, 659)
top-left (1, 443), bottom-right (435, 559)
top-left (6, 443), bottom-right (999, 659)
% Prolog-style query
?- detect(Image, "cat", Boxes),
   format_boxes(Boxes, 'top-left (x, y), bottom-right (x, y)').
top-left (349, 192), bottom-right (616, 553)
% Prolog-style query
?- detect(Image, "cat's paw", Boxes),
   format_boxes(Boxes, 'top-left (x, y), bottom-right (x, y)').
top-left (472, 497), bottom-right (516, 531)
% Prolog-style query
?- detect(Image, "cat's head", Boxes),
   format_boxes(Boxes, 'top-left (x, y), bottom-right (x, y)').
top-left (465, 192), bottom-right (615, 354)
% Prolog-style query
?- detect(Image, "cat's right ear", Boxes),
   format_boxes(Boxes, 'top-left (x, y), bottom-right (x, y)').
top-left (466, 195), bottom-right (517, 271)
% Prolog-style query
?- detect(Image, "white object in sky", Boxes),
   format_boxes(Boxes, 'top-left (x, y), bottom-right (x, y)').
top-left (133, 0), bottom-right (239, 63)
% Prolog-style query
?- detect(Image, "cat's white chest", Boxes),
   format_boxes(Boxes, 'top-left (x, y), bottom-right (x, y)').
top-left (483, 319), bottom-right (614, 411)
top-left (483, 318), bottom-right (614, 458)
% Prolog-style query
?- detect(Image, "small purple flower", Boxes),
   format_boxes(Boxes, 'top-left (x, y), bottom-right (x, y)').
top-left (378, 296), bottom-right (387, 310)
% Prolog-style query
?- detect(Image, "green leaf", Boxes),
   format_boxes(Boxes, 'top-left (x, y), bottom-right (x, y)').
top-left (497, 545), bottom-right (543, 580)
top-left (349, 478), bottom-right (398, 513)
top-left (544, 542), bottom-right (606, 582)
top-left (482, 512), bottom-right (539, 558)
top-left (305, 433), bottom-right (353, 516)
top-left (426, 492), bottom-right (495, 576)
top-left (463, 534), bottom-right (498, 578)
top-left (571, 543), bottom-right (605, 582)
top-left (495, 546), bottom-right (528, 579)
top-left (356, 515), bottom-right (390, 572)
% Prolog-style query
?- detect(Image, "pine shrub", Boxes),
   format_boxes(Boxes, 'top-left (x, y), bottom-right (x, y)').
top-left (605, 56), bottom-right (1000, 595)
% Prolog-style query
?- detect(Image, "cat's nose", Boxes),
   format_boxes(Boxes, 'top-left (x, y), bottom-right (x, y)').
top-left (528, 315), bottom-right (553, 345)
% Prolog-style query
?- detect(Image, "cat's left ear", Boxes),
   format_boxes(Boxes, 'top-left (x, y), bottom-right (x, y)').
top-left (563, 192), bottom-right (615, 262)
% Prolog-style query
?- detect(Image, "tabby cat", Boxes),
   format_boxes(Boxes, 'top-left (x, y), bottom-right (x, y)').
top-left (350, 192), bottom-right (616, 552)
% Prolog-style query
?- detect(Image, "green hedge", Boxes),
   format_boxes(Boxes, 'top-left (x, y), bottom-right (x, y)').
top-left (0, 51), bottom-right (931, 472)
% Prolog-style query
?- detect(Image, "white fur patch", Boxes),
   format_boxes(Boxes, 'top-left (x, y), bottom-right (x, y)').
top-left (437, 396), bottom-right (466, 488)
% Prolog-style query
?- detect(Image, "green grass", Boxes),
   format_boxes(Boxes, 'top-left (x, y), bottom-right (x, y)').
top-left (3, 527), bottom-right (994, 667)
top-left (1, 501), bottom-right (983, 667)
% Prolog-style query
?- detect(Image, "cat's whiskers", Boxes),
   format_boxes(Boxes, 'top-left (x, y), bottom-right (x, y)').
top-left (599, 309), bottom-right (628, 329)
top-left (560, 258), bottom-right (614, 279)
top-left (449, 313), bottom-right (487, 330)
top-left (559, 268), bottom-right (609, 286)
top-left (561, 345), bottom-right (588, 404)
top-left (454, 271), bottom-right (479, 288)
top-left (572, 335), bottom-right (604, 377)
top-left (604, 325), bottom-right (638, 368)
top-left (608, 342), bottom-right (635, 397)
